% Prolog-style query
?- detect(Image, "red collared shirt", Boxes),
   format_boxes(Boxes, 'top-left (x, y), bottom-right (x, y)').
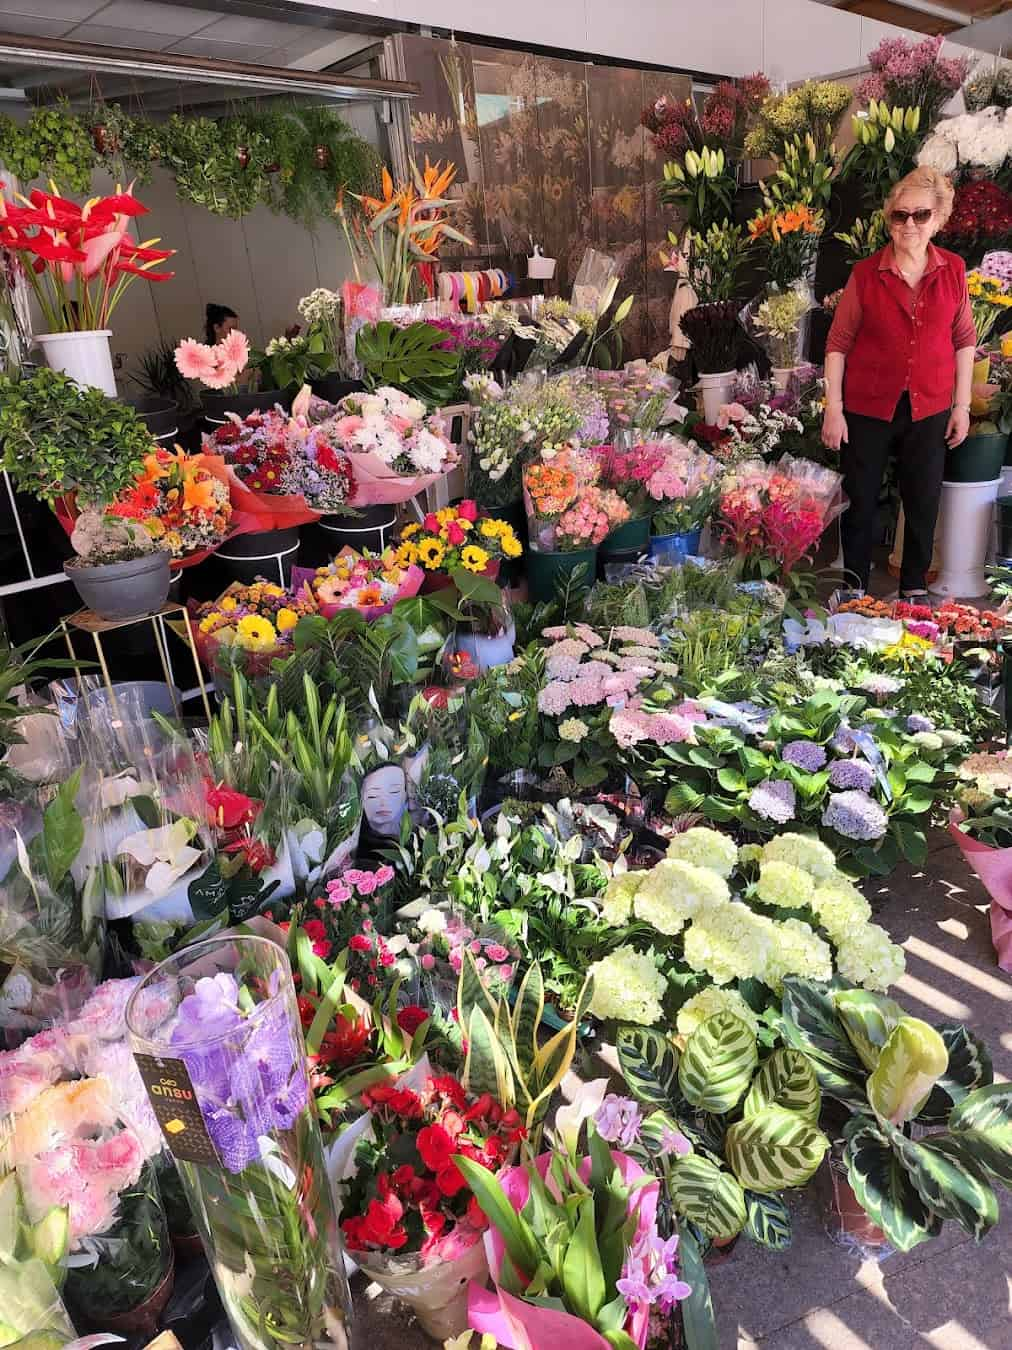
top-left (826, 243), bottom-right (976, 421)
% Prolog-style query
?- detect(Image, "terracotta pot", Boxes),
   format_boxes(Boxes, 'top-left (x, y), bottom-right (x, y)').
top-left (820, 1151), bottom-right (888, 1248)
top-left (702, 1233), bottom-right (739, 1266)
top-left (94, 1251), bottom-right (175, 1338)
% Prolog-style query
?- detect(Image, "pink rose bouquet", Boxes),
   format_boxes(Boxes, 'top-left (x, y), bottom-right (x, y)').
top-left (646, 437), bottom-right (722, 535)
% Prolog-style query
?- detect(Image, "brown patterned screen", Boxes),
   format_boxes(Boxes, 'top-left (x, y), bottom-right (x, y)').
top-left (387, 35), bottom-right (692, 360)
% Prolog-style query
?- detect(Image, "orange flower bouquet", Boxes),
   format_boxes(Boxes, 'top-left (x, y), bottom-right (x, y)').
top-left (523, 448), bottom-right (629, 553)
top-left (748, 201), bottom-right (824, 292)
top-left (106, 446), bottom-right (232, 566)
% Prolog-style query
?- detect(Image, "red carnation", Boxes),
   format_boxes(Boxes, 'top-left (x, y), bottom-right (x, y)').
top-left (349, 934), bottom-right (372, 952)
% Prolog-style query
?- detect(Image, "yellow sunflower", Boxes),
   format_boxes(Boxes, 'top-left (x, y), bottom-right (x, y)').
top-left (479, 519), bottom-right (503, 539)
top-left (395, 542), bottom-right (419, 568)
top-left (501, 532), bottom-right (523, 559)
top-left (236, 615), bottom-right (278, 651)
top-left (416, 538), bottom-right (446, 569)
top-left (276, 607), bottom-right (299, 632)
top-left (460, 544), bottom-right (490, 573)
top-left (401, 522), bottom-right (421, 539)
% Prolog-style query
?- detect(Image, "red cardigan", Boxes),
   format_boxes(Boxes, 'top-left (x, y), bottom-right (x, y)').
top-left (826, 243), bottom-right (976, 422)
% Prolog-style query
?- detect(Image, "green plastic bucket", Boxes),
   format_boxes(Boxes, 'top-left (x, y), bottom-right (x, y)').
top-left (526, 547), bottom-right (597, 604)
top-left (944, 432), bottom-right (1008, 483)
top-left (601, 515), bottom-right (650, 556)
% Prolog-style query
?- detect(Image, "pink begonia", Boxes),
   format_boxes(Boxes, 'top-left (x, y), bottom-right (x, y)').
top-left (716, 402), bottom-right (748, 430)
top-left (355, 871), bottom-right (378, 895)
top-left (470, 939), bottom-right (483, 954)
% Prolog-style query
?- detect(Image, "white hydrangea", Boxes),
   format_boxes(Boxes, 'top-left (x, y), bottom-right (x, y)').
top-left (666, 827), bottom-right (738, 879)
top-left (760, 833), bottom-right (839, 882)
top-left (599, 870), bottom-right (644, 927)
top-left (810, 879), bottom-right (872, 944)
top-left (633, 860), bottom-right (730, 936)
top-left (762, 917), bottom-right (833, 994)
top-left (588, 949), bottom-right (666, 1025)
top-left (676, 986), bottom-right (759, 1039)
top-left (835, 923), bottom-right (906, 992)
top-left (756, 860), bottom-right (816, 910)
top-left (417, 908), bottom-right (447, 935)
top-left (682, 904), bottom-right (776, 985)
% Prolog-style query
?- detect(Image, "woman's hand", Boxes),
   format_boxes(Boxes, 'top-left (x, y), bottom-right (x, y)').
top-left (945, 405), bottom-right (970, 448)
top-left (821, 405), bottom-right (848, 451)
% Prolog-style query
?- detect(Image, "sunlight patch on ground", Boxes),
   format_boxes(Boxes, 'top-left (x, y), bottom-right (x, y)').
top-left (903, 935), bottom-right (1012, 1002)
top-left (893, 971), bottom-right (971, 1020)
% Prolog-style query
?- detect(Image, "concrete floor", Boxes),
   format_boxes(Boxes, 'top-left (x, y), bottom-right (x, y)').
top-left (349, 828), bottom-right (1012, 1350)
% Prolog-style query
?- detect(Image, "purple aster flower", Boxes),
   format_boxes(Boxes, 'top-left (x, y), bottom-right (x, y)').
top-left (822, 789), bottom-right (888, 841)
top-left (907, 713), bottom-right (935, 734)
top-left (748, 779), bottom-right (796, 824)
top-left (781, 740), bottom-right (827, 772)
top-left (595, 1095), bottom-right (644, 1149)
top-left (828, 758), bottom-right (875, 792)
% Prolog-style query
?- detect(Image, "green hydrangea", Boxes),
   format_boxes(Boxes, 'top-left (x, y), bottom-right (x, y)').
top-left (756, 860), bottom-right (816, 910)
top-left (676, 986), bottom-right (759, 1038)
top-left (665, 827), bottom-right (738, 879)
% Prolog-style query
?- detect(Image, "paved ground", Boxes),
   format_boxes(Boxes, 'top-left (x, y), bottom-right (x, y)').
top-left (349, 827), bottom-right (1012, 1349)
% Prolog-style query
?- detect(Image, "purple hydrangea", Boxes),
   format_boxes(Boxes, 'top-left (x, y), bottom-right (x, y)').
top-left (822, 790), bottom-right (888, 841)
top-left (781, 740), bottom-right (828, 772)
top-left (829, 758), bottom-right (876, 792)
top-left (749, 779), bottom-right (797, 824)
top-left (830, 726), bottom-right (858, 755)
top-left (907, 713), bottom-right (936, 734)
top-left (595, 1095), bottom-right (644, 1149)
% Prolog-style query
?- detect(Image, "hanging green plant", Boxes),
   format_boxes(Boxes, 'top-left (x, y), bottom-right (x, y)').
top-left (0, 104), bottom-right (95, 193)
top-left (159, 113), bottom-right (269, 217)
top-left (84, 105), bottom-right (163, 186)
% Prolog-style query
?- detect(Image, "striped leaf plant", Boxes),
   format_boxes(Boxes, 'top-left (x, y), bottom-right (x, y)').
top-left (780, 978), bottom-right (1008, 1252)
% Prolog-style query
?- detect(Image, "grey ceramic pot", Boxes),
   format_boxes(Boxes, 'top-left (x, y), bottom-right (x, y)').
top-left (64, 549), bottom-right (171, 621)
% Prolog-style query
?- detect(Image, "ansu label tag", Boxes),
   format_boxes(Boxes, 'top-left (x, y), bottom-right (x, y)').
top-left (134, 1053), bottom-right (221, 1166)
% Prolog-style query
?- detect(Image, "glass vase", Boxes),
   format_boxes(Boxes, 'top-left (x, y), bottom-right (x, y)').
top-left (125, 935), bottom-right (353, 1350)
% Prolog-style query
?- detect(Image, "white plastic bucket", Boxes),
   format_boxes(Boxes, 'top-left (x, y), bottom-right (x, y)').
top-left (934, 477), bottom-right (1001, 598)
top-left (35, 329), bottom-right (116, 395)
top-left (696, 369), bottom-right (736, 425)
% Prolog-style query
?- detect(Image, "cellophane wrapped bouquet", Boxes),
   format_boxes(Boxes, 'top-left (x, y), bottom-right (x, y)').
top-left (644, 437), bottom-right (723, 535)
top-left (294, 547), bottom-right (424, 619)
top-left (585, 364), bottom-right (684, 440)
top-left (189, 579), bottom-right (317, 680)
top-left (523, 447), bottom-right (630, 553)
top-left (107, 446), bottom-right (232, 561)
top-left (718, 454), bottom-right (845, 578)
top-left (312, 387), bottom-right (457, 506)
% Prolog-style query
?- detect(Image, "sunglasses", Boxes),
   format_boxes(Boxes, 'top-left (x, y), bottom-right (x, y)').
top-left (889, 208), bottom-right (933, 226)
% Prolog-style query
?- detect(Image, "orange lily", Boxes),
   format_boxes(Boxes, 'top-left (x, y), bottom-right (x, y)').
top-left (183, 473), bottom-right (218, 512)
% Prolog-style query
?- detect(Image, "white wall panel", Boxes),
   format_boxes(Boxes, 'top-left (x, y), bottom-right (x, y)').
top-left (762, 0), bottom-right (863, 85)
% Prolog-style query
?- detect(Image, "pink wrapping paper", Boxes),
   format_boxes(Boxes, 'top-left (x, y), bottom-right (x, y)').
top-left (948, 809), bottom-right (1012, 974)
top-left (345, 450), bottom-right (457, 508)
top-left (290, 561), bottom-right (424, 620)
top-left (468, 1150), bottom-right (657, 1350)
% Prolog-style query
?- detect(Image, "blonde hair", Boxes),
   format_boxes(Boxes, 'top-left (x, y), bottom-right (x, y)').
top-left (884, 167), bottom-right (954, 229)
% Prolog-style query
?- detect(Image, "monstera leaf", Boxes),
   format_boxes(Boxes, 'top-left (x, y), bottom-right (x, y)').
top-left (355, 320), bottom-right (461, 405)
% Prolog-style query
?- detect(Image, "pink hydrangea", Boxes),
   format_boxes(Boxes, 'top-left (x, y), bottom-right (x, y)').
top-left (538, 681), bottom-right (573, 715)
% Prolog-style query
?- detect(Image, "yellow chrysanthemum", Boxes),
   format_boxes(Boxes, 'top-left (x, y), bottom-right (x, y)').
top-left (395, 542), bottom-right (419, 568)
top-left (236, 615), bottom-right (277, 651)
top-left (417, 539), bottom-right (446, 569)
top-left (199, 613), bottom-right (222, 633)
top-left (276, 607), bottom-right (299, 632)
top-left (460, 544), bottom-right (490, 573)
top-left (401, 522), bottom-right (421, 539)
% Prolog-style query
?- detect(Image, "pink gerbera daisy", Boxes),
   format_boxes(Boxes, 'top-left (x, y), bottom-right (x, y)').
top-left (219, 328), bottom-right (250, 372)
top-left (174, 337), bottom-right (217, 381)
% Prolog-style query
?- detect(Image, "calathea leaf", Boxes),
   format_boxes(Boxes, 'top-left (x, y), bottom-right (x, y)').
top-left (676, 1221), bottom-right (718, 1350)
top-left (832, 988), bottom-right (904, 1072)
top-left (724, 1106), bottom-right (829, 1193)
top-left (744, 1190), bottom-right (792, 1250)
top-left (917, 1025), bottom-right (994, 1125)
top-left (679, 1012), bottom-right (758, 1114)
top-left (947, 1082), bottom-right (1012, 1188)
top-left (667, 1156), bottom-right (747, 1241)
top-left (842, 1117), bottom-right (941, 1252)
top-left (743, 1048), bottom-right (821, 1123)
top-left (617, 1026), bottom-right (680, 1110)
top-left (779, 978), bottom-right (868, 1108)
top-left (868, 1018), bottom-right (949, 1125)
top-left (886, 1126), bottom-right (999, 1242)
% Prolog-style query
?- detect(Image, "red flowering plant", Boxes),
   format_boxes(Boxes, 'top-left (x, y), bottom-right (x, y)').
top-left (939, 181), bottom-right (1012, 265)
top-left (338, 1071), bottom-right (525, 1267)
top-left (718, 454), bottom-right (845, 584)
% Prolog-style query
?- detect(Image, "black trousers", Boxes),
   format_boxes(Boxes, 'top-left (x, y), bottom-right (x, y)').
top-left (840, 392), bottom-right (949, 594)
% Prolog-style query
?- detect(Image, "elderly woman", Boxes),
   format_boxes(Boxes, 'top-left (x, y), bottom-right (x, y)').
top-left (822, 167), bottom-right (976, 599)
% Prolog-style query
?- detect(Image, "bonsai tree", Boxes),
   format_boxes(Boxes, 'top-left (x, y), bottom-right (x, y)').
top-left (0, 368), bottom-right (152, 510)
top-left (780, 978), bottom-right (1009, 1251)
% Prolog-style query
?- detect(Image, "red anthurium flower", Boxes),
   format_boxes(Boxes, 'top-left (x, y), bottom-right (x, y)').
top-left (205, 780), bottom-right (261, 830)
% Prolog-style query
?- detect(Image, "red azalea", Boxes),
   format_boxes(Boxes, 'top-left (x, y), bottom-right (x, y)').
top-left (466, 1194), bottom-right (488, 1231)
top-left (205, 779), bottom-right (262, 830)
top-left (387, 1088), bottom-right (424, 1119)
top-left (417, 1123), bottom-right (456, 1172)
top-left (420, 1206), bottom-right (446, 1236)
top-left (463, 1093), bottom-right (501, 1124)
top-left (396, 1005), bottom-right (430, 1036)
top-left (440, 1109), bottom-right (466, 1139)
top-left (359, 1191), bottom-right (408, 1248)
top-left (457, 500), bottom-right (478, 522)
top-left (392, 1164), bottom-right (416, 1189)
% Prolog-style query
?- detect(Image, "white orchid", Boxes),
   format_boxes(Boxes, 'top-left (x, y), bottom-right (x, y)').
top-left (116, 819), bottom-right (201, 895)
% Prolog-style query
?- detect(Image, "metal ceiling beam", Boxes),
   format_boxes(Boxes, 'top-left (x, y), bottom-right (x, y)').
top-left (0, 32), bottom-right (417, 103)
top-left (825, 0), bottom-right (986, 24)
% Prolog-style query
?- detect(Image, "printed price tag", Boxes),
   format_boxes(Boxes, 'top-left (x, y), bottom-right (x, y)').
top-left (133, 1053), bottom-right (221, 1166)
